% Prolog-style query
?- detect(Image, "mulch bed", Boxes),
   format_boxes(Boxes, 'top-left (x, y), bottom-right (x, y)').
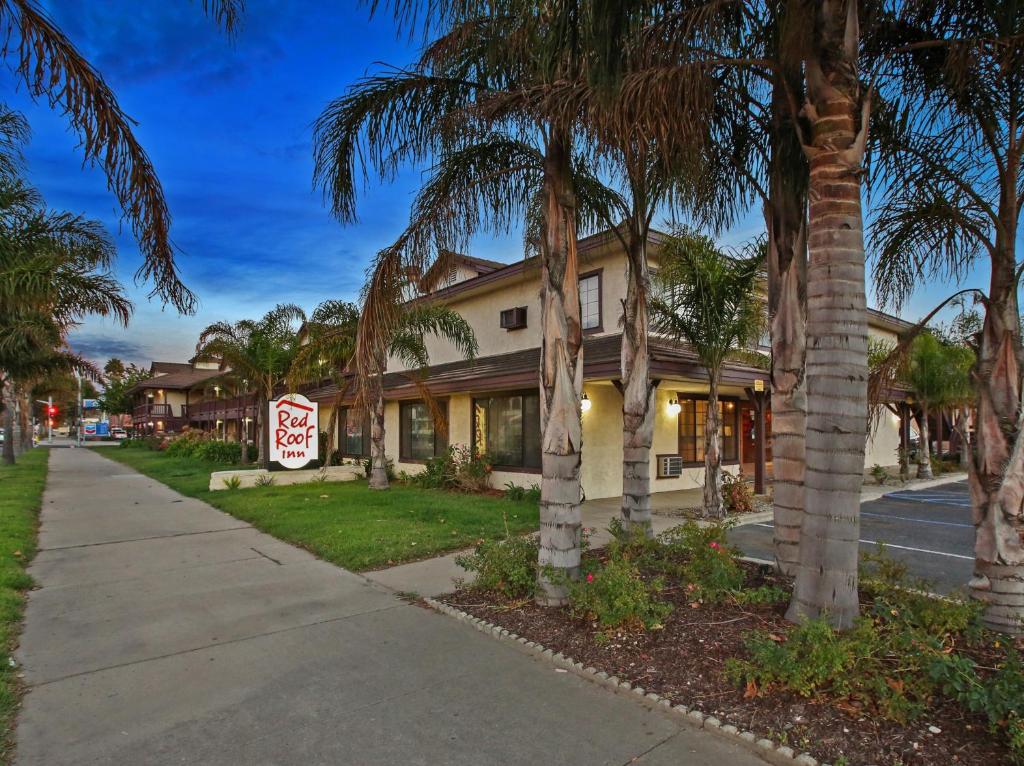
top-left (441, 560), bottom-right (1019, 766)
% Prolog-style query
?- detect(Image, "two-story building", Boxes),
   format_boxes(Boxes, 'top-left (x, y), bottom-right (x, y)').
top-left (129, 360), bottom-right (258, 441)
top-left (307, 229), bottom-right (912, 500)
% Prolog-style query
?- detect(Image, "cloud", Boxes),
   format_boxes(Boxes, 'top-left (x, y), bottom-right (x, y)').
top-left (67, 334), bottom-right (149, 364)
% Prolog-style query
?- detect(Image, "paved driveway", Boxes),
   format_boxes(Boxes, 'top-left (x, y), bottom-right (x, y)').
top-left (729, 480), bottom-right (975, 592)
top-left (16, 448), bottom-right (764, 766)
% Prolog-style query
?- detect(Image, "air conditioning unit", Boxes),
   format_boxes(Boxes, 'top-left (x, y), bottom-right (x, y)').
top-left (658, 455), bottom-right (683, 478)
top-left (500, 306), bottom-right (528, 330)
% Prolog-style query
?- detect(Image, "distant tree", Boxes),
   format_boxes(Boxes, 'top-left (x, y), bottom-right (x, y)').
top-left (103, 357), bottom-right (126, 380)
top-left (905, 333), bottom-right (953, 479)
top-left (99, 363), bottom-right (149, 416)
top-left (651, 232), bottom-right (766, 517)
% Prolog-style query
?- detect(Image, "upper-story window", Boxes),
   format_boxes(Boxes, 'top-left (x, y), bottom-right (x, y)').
top-left (579, 270), bottom-right (602, 331)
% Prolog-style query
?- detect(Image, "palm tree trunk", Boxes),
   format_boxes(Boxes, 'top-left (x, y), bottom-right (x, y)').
top-left (766, 86), bottom-right (808, 574)
top-left (917, 405), bottom-right (933, 479)
top-left (258, 393), bottom-right (270, 468)
top-left (239, 411), bottom-right (248, 465)
top-left (703, 371), bottom-right (725, 517)
top-left (958, 407), bottom-right (970, 469)
top-left (18, 388), bottom-right (32, 452)
top-left (536, 129), bottom-right (583, 606)
top-left (620, 231), bottom-right (655, 537)
top-left (786, 0), bottom-right (867, 630)
top-left (2, 378), bottom-right (15, 466)
top-left (969, 216), bottom-right (1024, 634)
top-left (368, 375), bottom-right (389, 489)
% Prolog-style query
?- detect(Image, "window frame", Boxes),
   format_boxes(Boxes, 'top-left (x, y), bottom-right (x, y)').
top-left (471, 389), bottom-right (542, 473)
top-left (578, 268), bottom-right (603, 334)
top-left (674, 394), bottom-right (741, 467)
top-left (398, 399), bottom-right (449, 463)
top-left (338, 407), bottom-right (371, 458)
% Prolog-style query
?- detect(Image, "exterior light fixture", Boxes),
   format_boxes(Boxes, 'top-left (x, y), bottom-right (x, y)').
top-left (580, 393), bottom-right (592, 413)
top-left (668, 399), bottom-right (681, 416)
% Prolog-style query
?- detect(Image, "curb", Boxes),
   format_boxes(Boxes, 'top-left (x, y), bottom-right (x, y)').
top-left (424, 597), bottom-right (832, 766)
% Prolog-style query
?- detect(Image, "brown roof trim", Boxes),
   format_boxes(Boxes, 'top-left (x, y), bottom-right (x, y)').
top-left (305, 332), bottom-right (769, 405)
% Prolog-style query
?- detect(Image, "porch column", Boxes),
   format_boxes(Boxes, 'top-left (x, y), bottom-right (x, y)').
top-left (744, 386), bottom-right (768, 495)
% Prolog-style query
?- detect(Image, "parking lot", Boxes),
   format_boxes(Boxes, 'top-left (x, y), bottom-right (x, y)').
top-left (729, 480), bottom-right (975, 593)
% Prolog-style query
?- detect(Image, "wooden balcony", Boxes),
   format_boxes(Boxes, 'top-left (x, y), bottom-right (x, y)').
top-left (187, 395), bottom-right (259, 422)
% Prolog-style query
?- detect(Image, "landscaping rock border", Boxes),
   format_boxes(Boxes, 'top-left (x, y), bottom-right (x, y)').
top-left (424, 597), bottom-right (831, 766)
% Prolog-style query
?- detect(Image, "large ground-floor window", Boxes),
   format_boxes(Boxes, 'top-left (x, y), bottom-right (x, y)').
top-left (473, 391), bottom-right (541, 470)
top-left (677, 397), bottom-right (739, 464)
top-left (399, 400), bottom-right (448, 461)
top-left (340, 408), bottom-right (370, 457)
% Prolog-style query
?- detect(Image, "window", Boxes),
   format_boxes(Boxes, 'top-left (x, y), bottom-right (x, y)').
top-left (579, 271), bottom-right (601, 331)
top-left (500, 306), bottom-right (528, 330)
top-left (676, 398), bottom-right (739, 464)
top-left (399, 401), bottom-right (448, 460)
top-left (340, 408), bottom-right (370, 457)
top-left (473, 392), bottom-right (541, 470)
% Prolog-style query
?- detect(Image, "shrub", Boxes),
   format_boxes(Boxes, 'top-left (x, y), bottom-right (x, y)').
top-left (729, 548), bottom-right (1001, 734)
top-left (723, 471), bottom-right (756, 511)
top-left (254, 472), bottom-right (276, 487)
top-left (504, 482), bottom-right (540, 503)
top-left (414, 445), bottom-right (492, 493)
top-left (317, 432), bottom-right (340, 466)
top-left (193, 440), bottom-right (242, 464)
top-left (165, 429), bottom-right (209, 458)
top-left (566, 556), bottom-right (672, 630)
top-left (362, 456), bottom-right (396, 482)
top-left (659, 522), bottom-right (744, 602)
top-left (455, 535), bottom-right (538, 599)
top-left (222, 475), bottom-right (242, 490)
top-left (929, 650), bottom-right (1024, 763)
top-left (870, 463), bottom-right (888, 485)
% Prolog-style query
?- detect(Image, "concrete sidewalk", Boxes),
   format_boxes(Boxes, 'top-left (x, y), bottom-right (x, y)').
top-left (15, 448), bottom-right (764, 766)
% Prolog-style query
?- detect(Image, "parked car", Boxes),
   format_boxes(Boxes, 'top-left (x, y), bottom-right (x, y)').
top-left (110, 427), bottom-right (128, 440)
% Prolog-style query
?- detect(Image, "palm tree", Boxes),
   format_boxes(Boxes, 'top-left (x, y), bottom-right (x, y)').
top-left (868, 0), bottom-right (1024, 632)
top-left (905, 332), bottom-right (953, 479)
top-left (314, 11), bottom-right (611, 604)
top-left (362, 301), bottom-right (477, 490)
top-left (0, 178), bottom-right (130, 463)
top-left (288, 300), bottom-right (361, 466)
top-left (195, 304), bottom-right (305, 468)
top-left (0, 1), bottom-right (242, 312)
top-left (651, 231), bottom-right (766, 517)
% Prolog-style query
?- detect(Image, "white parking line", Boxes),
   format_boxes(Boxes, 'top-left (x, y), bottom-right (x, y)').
top-left (860, 511), bottom-right (973, 529)
top-left (883, 492), bottom-right (973, 508)
top-left (752, 523), bottom-right (973, 560)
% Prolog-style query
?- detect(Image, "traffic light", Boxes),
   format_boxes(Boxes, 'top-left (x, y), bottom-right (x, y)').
top-left (46, 405), bottom-right (57, 418)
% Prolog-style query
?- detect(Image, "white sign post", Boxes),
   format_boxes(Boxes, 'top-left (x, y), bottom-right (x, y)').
top-left (269, 394), bottom-right (319, 470)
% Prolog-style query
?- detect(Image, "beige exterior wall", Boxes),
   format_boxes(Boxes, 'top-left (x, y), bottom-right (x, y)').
top-left (389, 242), bottom-right (631, 372)
top-left (369, 232), bottom-right (912, 493)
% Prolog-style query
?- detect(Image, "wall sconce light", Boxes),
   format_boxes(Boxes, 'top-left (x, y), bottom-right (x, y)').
top-left (667, 399), bottom-right (681, 416)
top-left (580, 393), bottom-right (592, 413)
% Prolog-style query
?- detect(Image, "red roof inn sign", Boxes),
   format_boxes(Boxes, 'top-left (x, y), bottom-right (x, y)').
top-left (269, 394), bottom-right (319, 470)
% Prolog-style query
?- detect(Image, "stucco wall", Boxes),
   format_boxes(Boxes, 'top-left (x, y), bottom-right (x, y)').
top-left (866, 407), bottom-right (902, 469)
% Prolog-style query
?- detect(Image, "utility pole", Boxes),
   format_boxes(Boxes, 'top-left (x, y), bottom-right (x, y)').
top-left (77, 372), bottom-right (83, 447)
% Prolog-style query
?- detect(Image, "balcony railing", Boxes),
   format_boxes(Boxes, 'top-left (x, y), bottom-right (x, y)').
top-left (133, 403), bottom-right (182, 418)
top-left (187, 395), bottom-right (258, 420)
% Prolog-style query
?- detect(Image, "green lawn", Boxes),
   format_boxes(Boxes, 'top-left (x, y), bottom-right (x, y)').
top-left (99, 447), bottom-right (539, 571)
top-left (0, 449), bottom-right (47, 762)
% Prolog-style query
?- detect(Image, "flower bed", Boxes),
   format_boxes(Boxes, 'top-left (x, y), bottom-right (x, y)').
top-left (440, 525), bottom-right (1022, 766)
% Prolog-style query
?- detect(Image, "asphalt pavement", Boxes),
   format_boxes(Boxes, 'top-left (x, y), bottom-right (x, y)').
top-left (729, 480), bottom-right (975, 593)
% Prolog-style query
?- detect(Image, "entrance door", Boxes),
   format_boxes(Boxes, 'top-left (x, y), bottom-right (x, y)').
top-left (739, 403), bottom-right (772, 467)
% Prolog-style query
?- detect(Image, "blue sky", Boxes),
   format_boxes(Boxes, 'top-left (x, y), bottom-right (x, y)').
top-left (9, 2), bottom-right (995, 366)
